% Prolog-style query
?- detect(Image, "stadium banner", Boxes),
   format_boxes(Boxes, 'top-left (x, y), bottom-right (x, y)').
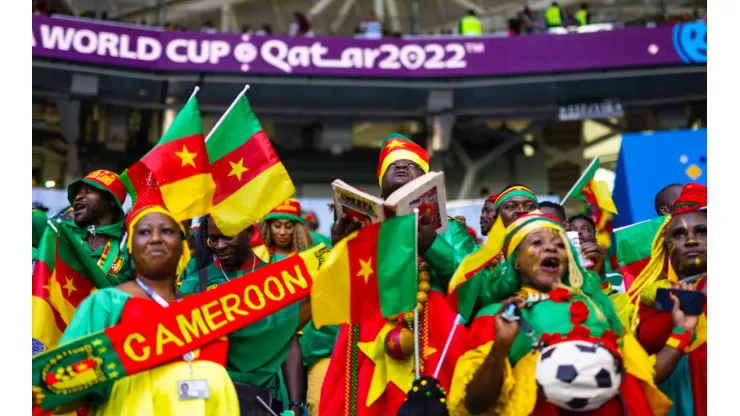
top-left (32, 16), bottom-right (706, 78)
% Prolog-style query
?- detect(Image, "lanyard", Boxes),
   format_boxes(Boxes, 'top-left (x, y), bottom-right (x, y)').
top-left (135, 278), bottom-right (194, 364)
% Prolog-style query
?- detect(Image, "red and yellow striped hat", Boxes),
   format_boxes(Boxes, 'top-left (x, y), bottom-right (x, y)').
top-left (265, 198), bottom-right (303, 223)
top-left (377, 133), bottom-right (429, 185)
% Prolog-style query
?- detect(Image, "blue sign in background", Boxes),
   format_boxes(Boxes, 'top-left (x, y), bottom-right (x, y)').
top-left (612, 128), bottom-right (707, 227)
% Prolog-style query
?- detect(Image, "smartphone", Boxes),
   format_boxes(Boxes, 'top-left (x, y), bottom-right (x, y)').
top-left (655, 288), bottom-right (705, 316)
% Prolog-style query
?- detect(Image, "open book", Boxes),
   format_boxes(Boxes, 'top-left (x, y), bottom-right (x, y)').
top-left (332, 172), bottom-right (449, 234)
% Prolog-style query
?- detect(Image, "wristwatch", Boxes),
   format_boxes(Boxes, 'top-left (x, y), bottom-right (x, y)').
top-left (289, 401), bottom-right (306, 414)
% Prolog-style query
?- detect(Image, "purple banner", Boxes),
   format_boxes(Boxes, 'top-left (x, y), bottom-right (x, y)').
top-left (32, 16), bottom-right (705, 78)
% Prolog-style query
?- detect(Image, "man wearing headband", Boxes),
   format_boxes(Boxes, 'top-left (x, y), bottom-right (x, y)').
top-left (65, 169), bottom-right (133, 283)
top-left (321, 133), bottom-right (475, 415)
top-left (617, 183), bottom-right (705, 416)
top-left (492, 184), bottom-right (539, 228)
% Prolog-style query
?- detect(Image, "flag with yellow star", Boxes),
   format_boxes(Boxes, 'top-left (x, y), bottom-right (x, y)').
top-left (206, 92), bottom-right (294, 236)
top-left (311, 214), bottom-right (418, 328)
top-left (32, 224), bottom-right (112, 354)
top-left (140, 94), bottom-right (215, 221)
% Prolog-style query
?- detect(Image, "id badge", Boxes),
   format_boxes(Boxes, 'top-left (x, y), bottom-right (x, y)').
top-left (178, 380), bottom-right (210, 400)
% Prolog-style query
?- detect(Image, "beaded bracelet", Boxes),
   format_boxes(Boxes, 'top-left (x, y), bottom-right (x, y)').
top-left (666, 327), bottom-right (695, 353)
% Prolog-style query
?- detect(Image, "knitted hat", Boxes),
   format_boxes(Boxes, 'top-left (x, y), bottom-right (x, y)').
top-left (377, 133), bottom-right (429, 186)
top-left (493, 185), bottom-right (538, 212)
top-left (302, 210), bottom-right (319, 227)
top-left (397, 376), bottom-right (449, 416)
top-left (67, 170), bottom-right (128, 214)
top-left (265, 199), bottom-right (303, 223)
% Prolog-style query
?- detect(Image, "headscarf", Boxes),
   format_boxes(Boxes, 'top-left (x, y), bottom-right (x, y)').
top-left (486, 211), bottom-right (620, 326)
top-left (377, 133), bottom-right (429, 186)
top-left (493, 185), bottom-right (538, 212)
top-left (621, 183), bottom-right (707, 329)
top-left (265, 198), bottom-right (303, 223)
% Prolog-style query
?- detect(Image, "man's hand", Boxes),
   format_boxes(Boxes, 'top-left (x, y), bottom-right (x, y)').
top-left (417, 211), bottom-right (437, 254)
top-left (331, 214), bottom-right (364, 246)
top-left (581, 241), bottom-right (606, 276)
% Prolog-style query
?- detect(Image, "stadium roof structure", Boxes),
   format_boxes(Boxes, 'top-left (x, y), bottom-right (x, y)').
top-left (61, 0), bottom-right (705, 36)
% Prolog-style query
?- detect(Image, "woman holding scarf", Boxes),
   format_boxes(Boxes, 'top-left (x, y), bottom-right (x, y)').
top-left (615, 183), bottom-right (706, 416)
top-left (447, 211), bottom-right (682, 416)
top-left (33, 171), bottom-right (238, 416)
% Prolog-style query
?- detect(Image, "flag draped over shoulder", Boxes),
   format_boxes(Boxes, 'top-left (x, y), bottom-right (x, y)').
top-left (140, 93), bottom-right (215, 221)
top-left (207, 89), bottom-right (295, 236)
top-left (615, 216), bottom-right (667, 291)
top-left (311, 214), bottom-right (418, 327)
top-left (564, 156), bottom-right (618, 214)
top-left (447, 216), bottom-right (505, 321)
top-left (32, 224), bottom-right (112, 354)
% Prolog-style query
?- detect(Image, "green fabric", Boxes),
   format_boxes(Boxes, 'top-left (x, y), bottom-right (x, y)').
top-left (494, 190), bottom-right (538, 211)
top-left (65, 220), bottom-right (133, 285)
top-left (299, 321), bottom-right (340, 368)
top-left (615, 216), bottom-right (667, 267)
top-left (659, 354), bottom-right (695, 416)
top-left (150, 94), bottom-right (202, 146)
top-left (474, 291), bottom-right (620, 365)
top-left (179, 257), bottom-right (198, 282)
top-left (310, 231), bottom-right (332, 249)
top-left (575, 9), bottom-right (588, 25)
top-left (32, 247), bottom-right (38, 263)
top-left (59, 288), bottom-right (132, 405)
top-left (206, 95), bottom-right (263, 163)
top-left (377, 215), bottom-right (418, 317)
top-left (179, 261), bottom-right (299, 405)
top-left (422, 218), bottom-right (482, 294)
top-left (33, 210), bottom-right (48, 248)
top-left (265, 213), bottom-right (303, 223)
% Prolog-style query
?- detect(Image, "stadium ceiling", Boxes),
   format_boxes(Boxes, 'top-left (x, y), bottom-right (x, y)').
top-left (63, 0), bottom-right (705, 35)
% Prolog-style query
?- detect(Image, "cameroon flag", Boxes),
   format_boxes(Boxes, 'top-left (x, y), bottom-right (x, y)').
top-left (311, 214), bottom-right (417, 327)
top-left (141, 93), bottom-right (215, 221)
top-left (615, 216), bottom-right (667, 291)
top-left (564, 156), bottom-right (618, 214)
top-left (206, 90), bottom-right (295, 236)
top-left (32, 224), bottom-right (112, 353)
top-left (447, 216), bottom-right (505, 321)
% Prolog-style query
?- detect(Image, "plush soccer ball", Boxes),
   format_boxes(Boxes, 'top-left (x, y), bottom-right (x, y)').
top-left (535, 340), bottom-right (624, 412)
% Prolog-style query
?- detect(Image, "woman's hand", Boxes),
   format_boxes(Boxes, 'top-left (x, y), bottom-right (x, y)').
top-left (670, 293), bottom-right (699, 333)
top-left (32, 386), bottom-right (45, 406)
top-left (493, 296), bottom-right (525, 353)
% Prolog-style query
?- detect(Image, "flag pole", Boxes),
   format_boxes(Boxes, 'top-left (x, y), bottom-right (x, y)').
top-left (205, 84), bottom-right (250, 143)
top-left (433, 313), bottom-right (462, 378)
top-left (560, 155), bottom-right (600, 205)
top-left (188, 85), bottom-right (200, 101)
top-left (413, 208), bottom-right (421, 379)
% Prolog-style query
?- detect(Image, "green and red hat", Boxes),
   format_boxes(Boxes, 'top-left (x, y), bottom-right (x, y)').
top-left (302, 210), bottom-right (319, 227)
top-left (493, 185), bottom-right (538, 212)
top-left (265, 198), bottom-right (303, 223)
top-left (377, 133), bottom-right (429, 185)
top-left (67, 170), bottom-right (128, 214)
top-left (671, 182), bottom-right (707, 215)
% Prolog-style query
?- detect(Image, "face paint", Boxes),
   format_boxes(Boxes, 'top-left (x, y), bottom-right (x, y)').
top-left (687, 239), bottom-right (698, 245)
top-left (695, 257), bottom-right (701, 266)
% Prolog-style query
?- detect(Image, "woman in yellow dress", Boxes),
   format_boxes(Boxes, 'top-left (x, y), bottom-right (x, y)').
top-left (33, 175), bottom-right (238, 416)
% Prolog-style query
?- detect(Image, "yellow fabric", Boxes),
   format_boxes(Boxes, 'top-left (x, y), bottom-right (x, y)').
top-left (460, 16), bottom-right (482, 35)
top-left (32, 295), bottom-right (64, 349)
top-left (544, 6), bottom-right (562, 26)
top-left (447, 341), bottom-right (539, 416)
top-left (504, 218), bottom-right (564, 258)
top-left (126, 206), bottom-right (187, 251)
top-left (306, 358), bottom-right (330, 416)
top-left (591, 180), bottom-right (619, 214)
top-left (639, 280), bottom-right (673, 307)
top-left (160, 172), bottom-right (215, 222)
top-left (377, 149), bottom-right (430, 186)
top-left (620, 334), bottom-right (673, 415)
top-left (91, 361), bottom-right (238, 416)
top-left (211, 162), bottom-right (295, 236)
top-left (688, 312), bottom-right (707, 352)
top-left (448, 217), bottom-right (505, 294)
top-left (310, 231), bottom-right (354, 327)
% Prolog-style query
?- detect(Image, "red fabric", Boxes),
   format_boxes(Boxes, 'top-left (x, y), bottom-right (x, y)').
top-left (83, 170), bottom-right (127, 207)
top-left (671, 183), bottom-right (707, 215)
top-left (319, 291), bottom-right (466, 415)
top-left (533, 373), bottom-right (656, 415)
top-left (268, 198), bottom-right (302, 217)
top-left (635, 304), bottom-right (674, 355)
top-left (121, 297), bottom-right (229, 365)
top-left (688, 343), bottom-right (707, 416)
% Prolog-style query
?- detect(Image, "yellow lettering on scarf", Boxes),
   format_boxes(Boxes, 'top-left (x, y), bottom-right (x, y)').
top-left (244, 285), bottom-right (266, 310)
top-left (220, 293), bottom-right (249, 321)
top-left (123, 333), bottom-right (150, 361)
top-left (175, 309), bottom-right (211, 343)
top-left (281, 265), bottom-right (308, 294)
top-left (202, 300), bottom-right (228, 331)
top-left (263, 276), bottom-right (286, 301)
top-left (155, 323), bottom-right (184, 355)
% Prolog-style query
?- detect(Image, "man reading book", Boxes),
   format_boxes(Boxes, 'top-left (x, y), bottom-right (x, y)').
top-left (321, 133), bottom-right (477, 415)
